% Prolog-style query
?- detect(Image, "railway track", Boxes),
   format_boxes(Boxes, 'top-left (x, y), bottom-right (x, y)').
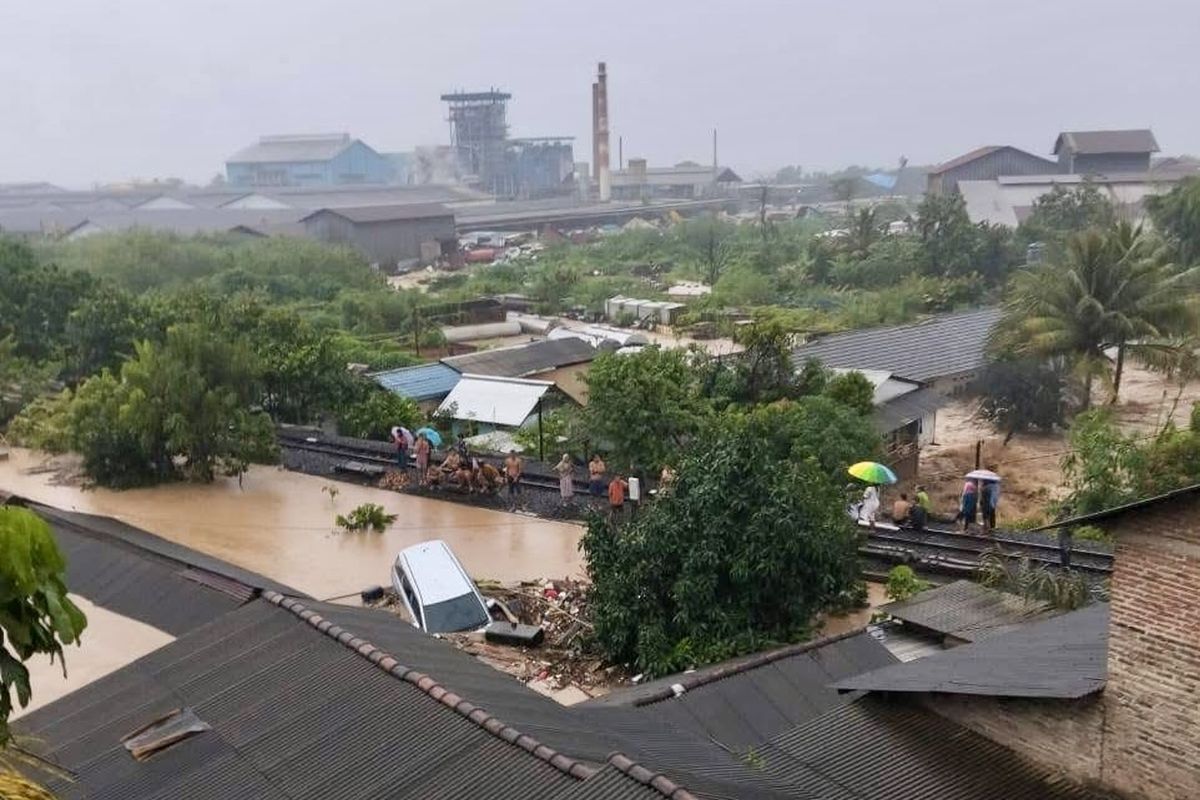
top-left (280, 433), bottom-right (1114, 577)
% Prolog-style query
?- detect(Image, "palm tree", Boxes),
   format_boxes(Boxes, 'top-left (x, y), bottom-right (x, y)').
top-left (844, 207), bottom-right (881, 259)
top-left (1000, 226), bottom-right (1199, 409)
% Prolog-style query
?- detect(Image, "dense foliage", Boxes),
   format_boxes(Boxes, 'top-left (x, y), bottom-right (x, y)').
top-left (0, 507), bottom-right (87, 743)
top-left (975, 358), bottom-right (1069, 441)
top-left (1060, 405), bottom-right (1200, 517)
top-left (582, 400), bottom-right (874, 675)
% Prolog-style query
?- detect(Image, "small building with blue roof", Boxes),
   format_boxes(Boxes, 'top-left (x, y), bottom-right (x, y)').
top-left (371, 362), bottom-right (461, 410)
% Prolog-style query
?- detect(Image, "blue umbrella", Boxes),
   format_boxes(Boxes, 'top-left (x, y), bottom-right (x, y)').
top-left (416, 427), bottom-right (443, 448)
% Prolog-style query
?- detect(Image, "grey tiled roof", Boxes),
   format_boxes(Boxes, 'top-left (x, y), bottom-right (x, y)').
top-left (1053, 129), bottom-right (1159, 155)
top-left (442, 338), bottom-right (599, 378)
top-left (791, 307), bottom-right (1002, 383)
top-left (878, 579), bottom-right (1060, 642)
top-left (757, 695), bottom-right (1118, 799)
top-left (834, 603), bottom-right (1109, 698)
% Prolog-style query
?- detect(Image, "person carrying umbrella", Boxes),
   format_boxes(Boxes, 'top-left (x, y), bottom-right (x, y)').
top-left (957, 480), bottom-right (978, 532)
top-left (964, 469), bottom-right (1001, 534)
top-left (847, 461), bottom-right (897, 530)
top-left (391, 426), bottom-right (412, 470)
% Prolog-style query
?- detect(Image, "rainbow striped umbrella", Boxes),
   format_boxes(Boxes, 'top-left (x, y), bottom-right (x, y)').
top-left (848, 461), bottom-right (898, 485)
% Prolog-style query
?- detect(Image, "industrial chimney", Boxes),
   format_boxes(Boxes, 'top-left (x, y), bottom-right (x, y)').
top-left (593, 62), bottom-right (611, 202)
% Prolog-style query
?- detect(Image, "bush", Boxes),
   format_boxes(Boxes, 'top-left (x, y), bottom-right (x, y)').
top-left (336, 503), bottom-right (397, 532)
top-left (976, 358), bottom-right (1068, 442)
top-left (885, 565), bottom-right (930, 602)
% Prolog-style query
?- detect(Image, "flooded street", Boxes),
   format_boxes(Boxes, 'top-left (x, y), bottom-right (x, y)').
top-left (0, 448), bottom-right (585, 599)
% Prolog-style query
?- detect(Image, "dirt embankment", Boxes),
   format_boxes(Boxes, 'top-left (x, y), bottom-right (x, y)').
top-left (910, 364), bottom-right (1200, 525)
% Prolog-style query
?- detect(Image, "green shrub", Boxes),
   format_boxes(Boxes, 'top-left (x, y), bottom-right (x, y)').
top-left (885, 565), bottom-right (930, 602)
top-left (336, 503), bottom-right (397, 533)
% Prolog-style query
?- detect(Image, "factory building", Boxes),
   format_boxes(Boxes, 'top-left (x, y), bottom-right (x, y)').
top-left (226, 134), bottom-right (393, 187)
top-left (299, 203), bottom-right (456, 268)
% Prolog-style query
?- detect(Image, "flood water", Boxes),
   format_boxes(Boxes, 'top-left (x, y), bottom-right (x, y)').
top-left (0, 448), bottom-right (586, 599)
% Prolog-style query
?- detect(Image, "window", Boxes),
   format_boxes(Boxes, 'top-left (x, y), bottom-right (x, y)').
top-left (422, 593), bottom-right (489, 633)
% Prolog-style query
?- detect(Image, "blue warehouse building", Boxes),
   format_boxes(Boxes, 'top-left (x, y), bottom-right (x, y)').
top-left (226, 133), bottom-right (393, 187)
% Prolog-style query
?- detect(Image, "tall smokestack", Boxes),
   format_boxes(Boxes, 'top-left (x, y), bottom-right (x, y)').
top-left (594, 62), bottom-right (610, 202)
top-left (712, 128), bottom-right (718, 172)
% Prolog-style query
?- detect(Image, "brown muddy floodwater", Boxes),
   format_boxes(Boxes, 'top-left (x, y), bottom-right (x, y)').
top-left (0, 448), bottom-right (586, 599)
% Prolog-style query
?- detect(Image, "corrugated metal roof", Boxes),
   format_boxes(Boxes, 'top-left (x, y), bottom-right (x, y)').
top-left (929, 145), bottom-right (1005, 174)
top-left (757, 695), bottom-right (1117, 799)
top-left (437, 374), bottom-right (554, 426)
top-left (372, 362), bottom-right (461, 401)
top-left (584, 631), bottom-right (895, 753)
top-left (15, 598), bottom-right (691, 800)
top-left (791, 307), bottom-right (1002, 383)
top-left (299, 203), bottom-right (454, 224)
top-left (442, 338), bottom-right (598, 378)
top-left (1053, 129), bottom-right (1159, 156)
top-left (879, 580), bottom-right (1059, 642)
top-left (226, 134), bottom-right (356, 164)
top-left (835, 603), bottom-right (1108, 699)
top-left (76, 208), bottom-right (307, 236)
top-left (47, 517), bottom-right (245, 636)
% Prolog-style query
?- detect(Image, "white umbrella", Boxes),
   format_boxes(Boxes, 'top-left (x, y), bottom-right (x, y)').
top-left (965, 469), bottom-right (1001, 482)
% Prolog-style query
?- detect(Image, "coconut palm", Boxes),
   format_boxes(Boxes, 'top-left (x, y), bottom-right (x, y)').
top-left (1000, 225), bottom-right (1200, 408)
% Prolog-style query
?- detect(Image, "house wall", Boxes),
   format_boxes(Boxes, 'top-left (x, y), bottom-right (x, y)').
top-left (1099, 494), bottom-right (1200, 800)
top-left (927, 695), bottom-right (1105, 790)
top-left (1068, 152), bottom-right (1152, 175)
top-left (928, 148), bottom-right (1059, 195)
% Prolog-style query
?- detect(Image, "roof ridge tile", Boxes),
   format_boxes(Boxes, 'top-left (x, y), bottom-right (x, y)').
top-left (605, 753), bottom-right (698, 800)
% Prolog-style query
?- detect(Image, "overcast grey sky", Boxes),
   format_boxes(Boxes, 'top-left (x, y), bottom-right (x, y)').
top-left (2, 0), bottom-right (1198, 187)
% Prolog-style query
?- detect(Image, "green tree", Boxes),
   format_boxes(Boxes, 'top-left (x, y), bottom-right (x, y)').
top-left (724, 320), bottom-right (798, 406)
top-left (583, 347), bottom-right (710, 472)
top-left (0, 336), bottom-right (58, 427)
top-left (976, 358), bottom-right (1068, 442)
top-left (0, 507), bottom-right (87, 743)
top-left (581, 401), bottom-right (868, 676)
top-left (1020, 184), bottom-right (1117, 258)
top-left (843, 207), bottom-right (882, 259)
top-left (679, 216), bottom-right (736, 287)
top-left (62, 285), bottom-right (153, 384)
top-left (1146, 176), bottom-right (1200, 266)
top-left (0, 238), bottom-right (98, 364)
top-left (914, 193), bottom-right (983, 278)
top-left (251, 309), bottom-right (353, 424)
top-left (1000, 226), bottom-right (1199, 407)
top-left (824, 370), bottom-right (875, 416)
top-left (337, 387), bottom-right (422, 440)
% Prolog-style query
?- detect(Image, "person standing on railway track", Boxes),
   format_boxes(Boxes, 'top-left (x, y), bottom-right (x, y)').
top-left (588, 454), bottom-right (607, 499)
top-left (414, 433), bottom-right (431, 487)
top-left (915, 485), bottom-right (931, 515)
top-left (957, 480), bottom-right (978, 532)
top-left (555, 453), bottom-right (575, 506)
top-left (981, 480), bottom-right (999, 534)
top-left (391, 427), bottom-right (409, 471)
top-left (504, 450), bottom-right (524, 508)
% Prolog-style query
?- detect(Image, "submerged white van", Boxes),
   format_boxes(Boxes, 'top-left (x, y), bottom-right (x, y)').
top-left (390, 540), bottom-right (491, 633)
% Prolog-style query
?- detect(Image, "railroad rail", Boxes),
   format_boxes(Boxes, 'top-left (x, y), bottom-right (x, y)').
top-left (279, 432), bottom-right (1113, 578)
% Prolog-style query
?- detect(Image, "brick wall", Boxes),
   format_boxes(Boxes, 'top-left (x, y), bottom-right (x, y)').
top-left (1101, 493), bottom-right (1200, 800)
top-left (928, 695), bottom-right (1104, 788)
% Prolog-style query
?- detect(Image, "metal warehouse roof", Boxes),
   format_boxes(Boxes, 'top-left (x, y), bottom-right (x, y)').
top-left (442, 338), bottom-right (599, 378)
top-left (16, 595), bottom-right (694, 800)
top-left (791, 307), bottom-right (1003, 383)
top-left (372, 362), bottom-right (461, 401)
top-left (1053, 129), bottom-right (1159, 156)
top-left (299, 202), bottom-right (454, 224)
top-left (583, 630), bottom-right (896, 753)
top-left (436, 374), bottom-right (554, 427)
top-left (835, 603), bottom-right (1109, 699)
top-left (226, 133), bottom-right (358, 164)
top-left (879, 579), bottom-right (1059, 642)
top-left (757, 695), bottom-right (1117, 799)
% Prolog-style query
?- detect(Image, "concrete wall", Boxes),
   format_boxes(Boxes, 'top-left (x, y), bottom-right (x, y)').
top-left (1100, 493), bottom-right (1200, 800)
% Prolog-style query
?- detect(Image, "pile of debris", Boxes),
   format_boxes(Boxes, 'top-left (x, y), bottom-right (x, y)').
top-left (370, 578), bottom-right (628, 703)
top-left (456, 578), bottom-right (630, 701)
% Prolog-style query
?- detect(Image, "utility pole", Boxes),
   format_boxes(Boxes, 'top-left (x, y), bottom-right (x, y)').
top-left (974, 440), bottom-right (982, 470)
top-left (537, 398), bottom-right (545, 463)
top-left (413, 306), bottom-right (421, 357)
